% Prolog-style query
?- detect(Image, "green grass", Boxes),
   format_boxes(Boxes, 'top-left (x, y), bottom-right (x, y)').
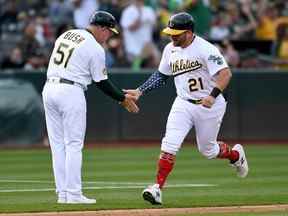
top-left (0, 144), bottom-right (287, 214)
top-left (176, 212), bottom-right (288, 216)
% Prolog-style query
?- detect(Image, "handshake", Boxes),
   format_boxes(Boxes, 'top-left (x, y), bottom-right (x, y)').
top-left (120, 89), bottom-right (142, 113)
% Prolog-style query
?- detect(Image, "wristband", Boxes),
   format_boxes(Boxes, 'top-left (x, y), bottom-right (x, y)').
top-left (210, 87), bottom-right (222, 98)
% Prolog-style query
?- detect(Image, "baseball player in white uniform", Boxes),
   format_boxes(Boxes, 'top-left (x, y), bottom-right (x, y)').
top-left (42, 11), bottom-right (139, 204)
top-left (124, 12), bottom-right (249, 205)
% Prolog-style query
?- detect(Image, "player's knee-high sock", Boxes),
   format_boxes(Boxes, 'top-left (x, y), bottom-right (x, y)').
top-left (156, 151), bottom-right (175, 189)
top-left (217, 141), bottom-right (239, 163)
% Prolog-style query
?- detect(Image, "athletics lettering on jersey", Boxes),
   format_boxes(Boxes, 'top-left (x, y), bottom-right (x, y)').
top-left (170, 59), bottom-right (202, 77)
top-left (63, 31), bottom-right (85, 44)
top-left (158, 36), bottom-right (228, 100)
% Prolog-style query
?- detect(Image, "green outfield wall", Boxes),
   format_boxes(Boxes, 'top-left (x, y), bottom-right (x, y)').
top-left (0, 69), bottom-right (287, 144)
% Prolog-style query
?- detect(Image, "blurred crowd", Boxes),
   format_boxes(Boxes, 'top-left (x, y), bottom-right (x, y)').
top-left (1, 0), bottom-right (288, 71)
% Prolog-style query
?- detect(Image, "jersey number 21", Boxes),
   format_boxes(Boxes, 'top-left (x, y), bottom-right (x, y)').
top-left (189, 77), bottom-right (204, 92)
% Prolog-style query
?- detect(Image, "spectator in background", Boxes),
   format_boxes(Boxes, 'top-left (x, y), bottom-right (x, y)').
top-left (220, 40), bottom-right (240, 68)
top-left (156, 0), bottom-right (171, 28)
top-left (17, 11), bottom-right (31, 32)
top-left (272, 23), bottom-right (288, 68)
top-left (49, 0), bottom-right (74, 27)
top-left (255, 2), bottom-right (279, 41)
top-left (0, 0), bottom-right (18, 24)
top-left (34, 15), bottom-right (49, 47)
top-left (1, 47), bottom-right (24, 69)
top-left (154, 0), bottom-right (173, 50)
top-left (179, 0), bottom-right (212, 37)
top-left (72, 0), bottom-right (99, 28)
top-left (120, 0), bottom-right (160, 71)
top-left (106, 35), bottom-right (129, 68)
top-left (0, 0), bottom-right (19, 33)
top-left (228, 0), bottom-right (257, 40)
top-left (209, 11), bottom-right (230, 40)
top-left (18, 22), bottom-right (47, 70)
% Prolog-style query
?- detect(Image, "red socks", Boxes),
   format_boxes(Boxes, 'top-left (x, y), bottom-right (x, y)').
top-left (217, 141), bottom-right (239, 163)
top-left (155, 143), bottom-right (238, 189)
top-left (156, 152), bottom-right (175, 189)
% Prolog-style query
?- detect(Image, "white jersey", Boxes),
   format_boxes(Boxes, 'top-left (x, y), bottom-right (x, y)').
top-left (120, 4), bottom-right (156, 57)
top-left (158, 36), bottom-right (228, 101)
top-left (47, 29), bottom-right (108, 89)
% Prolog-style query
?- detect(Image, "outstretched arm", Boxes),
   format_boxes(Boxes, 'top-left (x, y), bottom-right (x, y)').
top-left (124, 70), bottom-right (170, 100)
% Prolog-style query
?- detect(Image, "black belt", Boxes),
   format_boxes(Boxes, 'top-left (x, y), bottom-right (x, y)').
top-left (47, 77), bottom-right (75, 85)
top-left (59, 78), bottom-right (74, 85)
top-left (47, 77), bottom-right (86, 90)
top-left (187, 99), bottom-right (202, 104)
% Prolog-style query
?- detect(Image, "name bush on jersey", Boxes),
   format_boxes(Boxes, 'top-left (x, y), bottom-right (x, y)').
top-left (63, 31), bottom-right (85, 44)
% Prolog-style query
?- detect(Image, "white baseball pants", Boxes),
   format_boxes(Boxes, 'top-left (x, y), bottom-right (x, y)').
top-left (42, 82), bottom-right (86, 199)
top-left (161, 96), bottom-right (226, 159)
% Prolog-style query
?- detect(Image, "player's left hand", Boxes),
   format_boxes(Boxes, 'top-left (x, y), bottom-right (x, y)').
top-left (201, 96), bottom-right (215, 108)
top-left (121, 94), bottom-right (139, 113)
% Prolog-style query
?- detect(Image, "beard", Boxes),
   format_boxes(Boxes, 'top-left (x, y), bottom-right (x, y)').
top-left (172, 40), bottom-right (180, 46)
top-left (171, 34), bottom-right (186, 47)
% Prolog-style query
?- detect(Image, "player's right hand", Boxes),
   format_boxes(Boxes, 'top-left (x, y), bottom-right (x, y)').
top-left (123, 89), bottom-right (142, 101)
top-left (121, 94), bottom-right (139, 113)
top-left (201, 95), bottom-right (215, 108)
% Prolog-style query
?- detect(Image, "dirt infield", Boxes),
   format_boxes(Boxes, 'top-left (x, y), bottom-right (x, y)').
top-left (1, 204), bottom-right (288, 216)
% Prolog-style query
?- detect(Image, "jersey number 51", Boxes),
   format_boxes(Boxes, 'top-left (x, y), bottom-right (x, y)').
top-left (53, 42), bottom-right (75, 68)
